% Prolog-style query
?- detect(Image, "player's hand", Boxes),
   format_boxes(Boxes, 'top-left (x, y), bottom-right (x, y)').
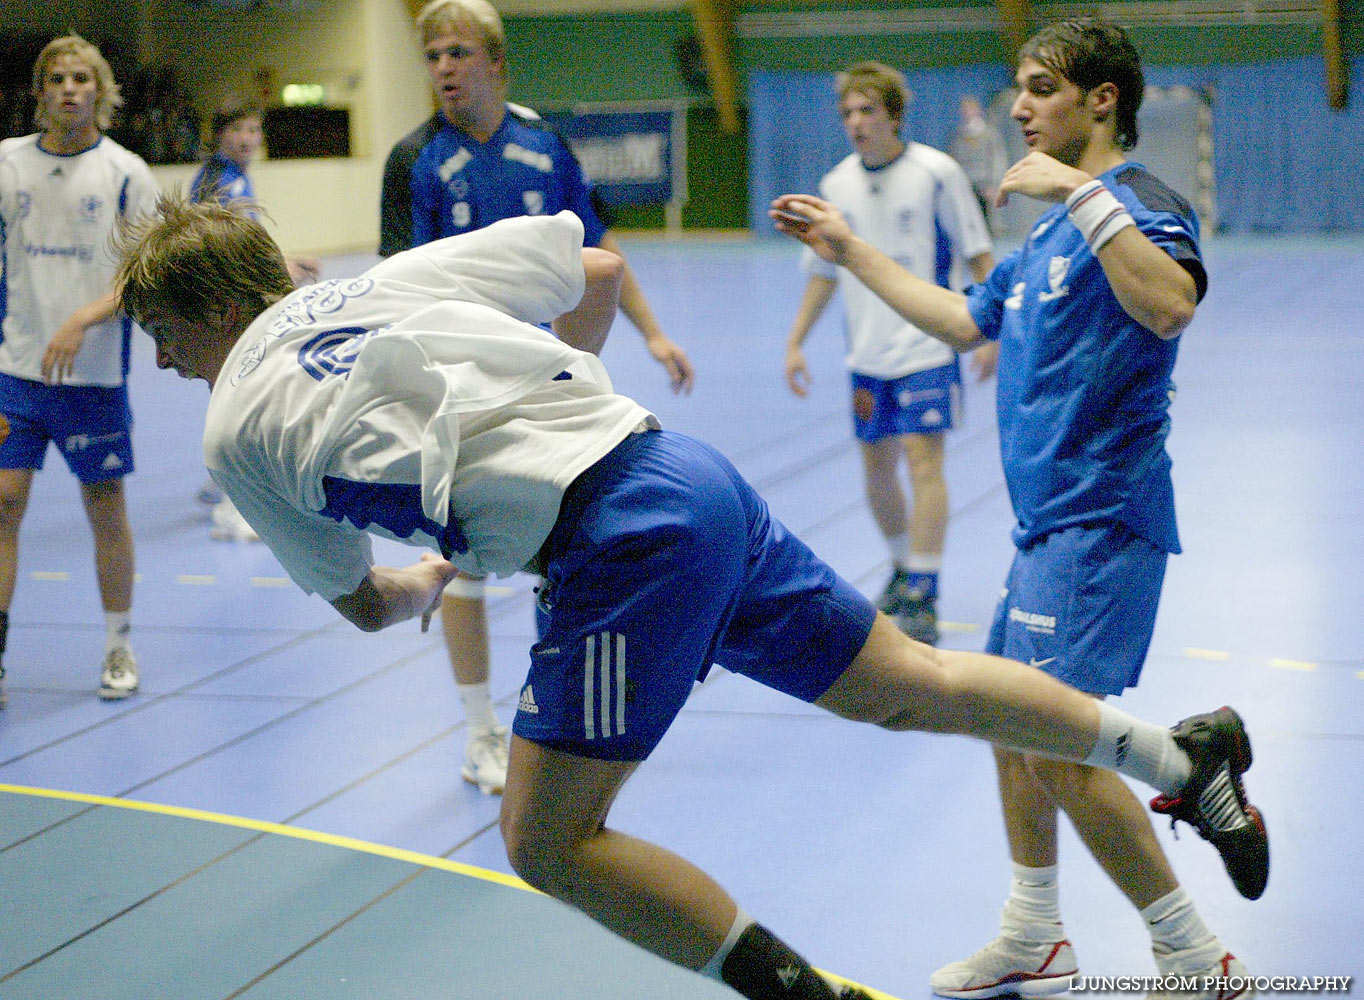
top-left (769, 195), bottom-right (855, 266)
top-left (41, 318), bottom-right (89, 385)
top-left (647, 335), bottom-right (695, 395)
top-left (969, 340), bottom-right (999, 381)
top-left (416, 552), bottom-right (458, 632)
top-left (996, 152), bottom-right (1094, 207)
top-left (784, 346), bottom-right (812, 397)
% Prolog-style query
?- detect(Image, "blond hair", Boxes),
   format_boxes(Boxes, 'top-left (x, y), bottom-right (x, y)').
top-left (116, 191), bottom-right (293, 328)
top-left (32, 34), bottom-right (123, 133)
top-left (835, 61), bottom-right (911, 123)
top-left (416, 0), bottom-right (506, 65)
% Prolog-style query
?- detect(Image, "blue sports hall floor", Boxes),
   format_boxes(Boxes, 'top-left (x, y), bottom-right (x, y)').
top-left (2, 231), bottom-right (1361, 998)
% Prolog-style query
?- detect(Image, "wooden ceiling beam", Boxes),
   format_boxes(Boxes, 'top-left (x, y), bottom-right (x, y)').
top-left (690, 0), bottom-right (741, 134)
top-left (995, 0), bottom-right (1032, 61)
top-left (1322, 0), bottom-right (1348, 110)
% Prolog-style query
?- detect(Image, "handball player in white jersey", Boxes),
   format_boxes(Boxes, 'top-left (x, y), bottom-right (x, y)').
top-left (0, 35), bottom-right (156, 707)
top-left (783, 62), bottom-right (995, 645)
top-left (115, 188), bottom-right (1267, 1000)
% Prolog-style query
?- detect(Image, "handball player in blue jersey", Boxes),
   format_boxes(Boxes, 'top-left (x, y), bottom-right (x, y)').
top-left (118, 186), bottom-right (1267, 1000)
top-left (380, 0), bottom-right (694, 796)
top-left (775, 16), bottom-right (1261, 998)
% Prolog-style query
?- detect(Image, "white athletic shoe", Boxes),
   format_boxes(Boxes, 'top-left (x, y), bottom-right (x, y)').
top-left (99, 647), bottom-right (139, 701)
top-left (210, 497), bottom-right (259, 542)
top-left (1149, 944), bottom-right (1254, 1000)
top-left (462, 725), bottom-right (510, 795)
top-left (0, 664), bottom-right (8, 710)
top-left (930, 934), bottom-right (1077, 999)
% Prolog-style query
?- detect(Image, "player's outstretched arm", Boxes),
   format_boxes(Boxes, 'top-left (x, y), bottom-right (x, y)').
top-left (331, 553), bottom-right (457, 633)
top-left (771, 194), bottom-right (985, 354)
top-left (552, 248), bottom-right (625, 356)
top-left (597, 231), bottom-right (695, 395)
top-left (783, 275), bottom-right (836, 398)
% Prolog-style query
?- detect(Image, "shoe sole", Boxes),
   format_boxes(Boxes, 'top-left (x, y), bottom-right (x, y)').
top-left (99, 686), bottom-right (139, 701)
top-left (932, 972), bottom-right (1075, 999)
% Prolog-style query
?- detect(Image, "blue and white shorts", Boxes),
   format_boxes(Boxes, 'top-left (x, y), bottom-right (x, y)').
top-left (850, 361), bottom-right (961, 443)
top-left (986, 522), bottom-right (1168, 696)
top-left (0, 372), bottom-right (134, 483)
top-left (513, 429), bottom-right (877, 761)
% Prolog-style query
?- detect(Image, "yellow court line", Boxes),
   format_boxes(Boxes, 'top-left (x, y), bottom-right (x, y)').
top-left (176, 574), bottom-right (217, 586)
top-left (30, 571), bottom-right (70, 581)
top-left (1183, 647), bottom-right (1230, 661)
top-left (0, 782), bottom-right (530, 892)
top-left (1269, 658), bottom-right (1318, 672)
top-left (250, 577), bottom-right (292, 588)
top-left (0, 782), bottom-right (906, 999)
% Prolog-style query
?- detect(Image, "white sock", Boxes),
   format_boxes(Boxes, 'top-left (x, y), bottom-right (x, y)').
top-left (885, 532), bottom-right (913, 567)
top-left (104, 611), bottom-right (131, 653)
top-left (699, 907), bottom-right (753, 980)
top-left (1143, 887), bottom-right (1220, 968)
top-left (1000, 862), bottom-right (1064, 940)
top-left (1084, 702), bottom-right (1192, 797)
top-left (907, 551), bottom-right (943, 573)
top-left (457, 681), bottom-right (500, 733)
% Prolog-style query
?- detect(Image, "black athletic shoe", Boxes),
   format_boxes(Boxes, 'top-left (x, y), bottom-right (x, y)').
top-left (876, 567), bottom-right (913, 615)
top-left (897, 594), bottom-right (940, 645)
top-left (1150, 706), bottom-right (1269, 900)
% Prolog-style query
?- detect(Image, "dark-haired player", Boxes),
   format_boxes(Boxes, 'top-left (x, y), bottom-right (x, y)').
top-left (774, 16), bottom-right (1259, 998)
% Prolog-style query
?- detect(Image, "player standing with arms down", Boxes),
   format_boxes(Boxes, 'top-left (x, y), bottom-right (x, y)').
top-left (380, 0), bottom-right (694, 797)
top-left (783, 61), bottom-right (995, 645)
top-left (774, 17), bottom-right (1260, 997)
top-left (0, 35), bottom-right (157, 708)
top-left (116, 193), bottom-right (1267, 1000)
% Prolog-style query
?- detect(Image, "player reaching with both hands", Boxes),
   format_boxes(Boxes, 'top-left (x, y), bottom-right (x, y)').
top-left (775, 16), bottom-right (1265, 1000)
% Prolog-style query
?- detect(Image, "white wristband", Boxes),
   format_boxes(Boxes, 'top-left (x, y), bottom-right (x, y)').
top-left (1066, 179), bottom-right (1135, 252)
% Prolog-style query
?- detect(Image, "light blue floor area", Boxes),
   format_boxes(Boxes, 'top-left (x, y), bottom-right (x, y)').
top-left (2, 233), bottom-right (1362, 996)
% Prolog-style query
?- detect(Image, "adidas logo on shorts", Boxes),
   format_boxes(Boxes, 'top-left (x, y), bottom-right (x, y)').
top-left (517, 684), bottom-right (539, 715)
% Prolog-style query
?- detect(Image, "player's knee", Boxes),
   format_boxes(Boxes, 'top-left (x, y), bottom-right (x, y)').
top-left (501, 818), bottom-right (579, 897)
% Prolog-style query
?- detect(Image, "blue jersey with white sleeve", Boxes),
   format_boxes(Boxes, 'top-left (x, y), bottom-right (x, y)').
top-left (965, 162), bottom-right (1206, 553)
top-left (380, 106), bottom-right (607, 257)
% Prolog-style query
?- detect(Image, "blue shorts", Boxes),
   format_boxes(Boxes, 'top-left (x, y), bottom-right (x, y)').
top-left (0, 372), bottom-right (134, 483)
top-left (851, 362), bottom-right (961, 443)
top-left (513, 429), bottom-right (877, 761)
top-left (986, 523), bottom-right (1168, 695)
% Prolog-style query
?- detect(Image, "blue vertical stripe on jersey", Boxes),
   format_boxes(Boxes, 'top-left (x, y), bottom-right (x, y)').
top-left (933, 179), bottom-right (953, 288)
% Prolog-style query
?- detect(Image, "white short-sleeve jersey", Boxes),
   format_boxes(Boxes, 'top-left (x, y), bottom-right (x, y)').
top-left (205, 211), bottom-right (655, 600)
top-left (0, 134), bottom-right (157, 386)
top-left (803, 142), bottom-right (992, 379)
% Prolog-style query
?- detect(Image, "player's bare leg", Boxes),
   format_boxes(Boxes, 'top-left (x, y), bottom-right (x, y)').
top-left (0, 467), bottom-right (35, 611)
top-left (80, 476), bottom-right (138, 699)
top-left (442, 578), bottom-right (509, 794)
top-left (501, 737), bottom-right (864, 998)
top-left (0, 468), bottom-right (35, 708)
top-left (501, 737), bottom-right (732, 967)
top-left (816, 614), bottom-right (1100, 755)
